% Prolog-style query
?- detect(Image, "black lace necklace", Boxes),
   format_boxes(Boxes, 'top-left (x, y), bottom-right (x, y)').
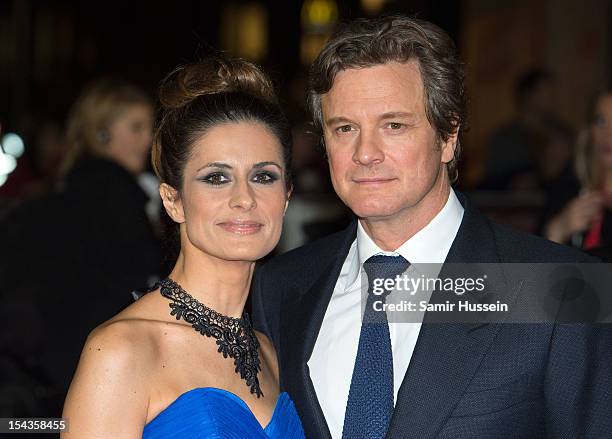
top-left (158, 277), bottom-right (263, 398)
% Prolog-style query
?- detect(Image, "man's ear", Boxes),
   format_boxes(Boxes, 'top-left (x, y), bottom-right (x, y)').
top-left (160, 183), bottom-right (185, 223)
top-left (441, 125), bottom-right (460, 164)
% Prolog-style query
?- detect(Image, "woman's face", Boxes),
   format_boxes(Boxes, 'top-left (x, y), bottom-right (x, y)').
top-left (107, 103), bottom-right (153, 173)
top-left (166, 121), bottom-right (288, 262)
top-left (592, 93), bottom-right (612, 168)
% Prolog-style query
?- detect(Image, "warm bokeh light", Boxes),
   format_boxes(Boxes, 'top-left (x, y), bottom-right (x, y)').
top-left (301, 0), bottom-right (338, 28)
top-left (221, 3), bottom-right (268, 61)
top-left (360, 0), bottom-right (386, 15)
top-left (300, 0), bottom-right (338, 65)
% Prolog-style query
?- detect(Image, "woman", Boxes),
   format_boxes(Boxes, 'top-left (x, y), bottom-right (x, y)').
top-left (57, 78), bottom-right (162, 326)
top-left (545, 89), bottom-right (612, 255)
top-left (0, 79), bottom-right (162, 413)
top-left (62, 55), bottom-right (305, 438)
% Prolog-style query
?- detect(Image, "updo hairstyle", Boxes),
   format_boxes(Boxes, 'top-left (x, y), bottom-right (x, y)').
top-left (152, 55), bottom-right (292, 193)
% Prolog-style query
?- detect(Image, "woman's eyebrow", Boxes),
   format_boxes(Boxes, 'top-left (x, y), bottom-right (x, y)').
top-left (197, 162), bottom-right (232, 172)
top-left (253, 161), bottom-right (282, 170)
top-left (196, 161), bottom-right (282, 173)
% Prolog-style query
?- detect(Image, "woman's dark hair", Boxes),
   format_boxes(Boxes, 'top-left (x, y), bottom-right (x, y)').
top-left (152, 54), bottom-right (292, 264)
top-left (153, 55), bottom-right (292, 190)
top-left (308, 15), bottom-right (465, 183)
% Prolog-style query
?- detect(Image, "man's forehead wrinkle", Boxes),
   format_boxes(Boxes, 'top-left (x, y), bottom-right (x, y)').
top-left (321, 61), bottom-right (427, 125)
top-left (327, 92), bottom-right (423, 119)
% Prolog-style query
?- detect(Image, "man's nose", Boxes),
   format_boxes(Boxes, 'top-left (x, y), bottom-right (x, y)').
top-left (352, 129), bottom-right (384, 166)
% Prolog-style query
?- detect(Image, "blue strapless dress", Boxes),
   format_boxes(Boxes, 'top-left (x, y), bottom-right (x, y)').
top-left (142, 387), bottom-right (305, 438)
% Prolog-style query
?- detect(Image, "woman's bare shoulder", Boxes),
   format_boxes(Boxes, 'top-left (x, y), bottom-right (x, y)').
top-left (61, 317), bottom-right (159, 438)
top-left (88, 317), bottom-right (156, 358)
top-left (84, 287), bottom-right (175, 367)
top-left (71, 315), bottom-right (161, 398)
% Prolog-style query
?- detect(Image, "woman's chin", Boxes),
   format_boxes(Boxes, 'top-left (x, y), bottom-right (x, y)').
top-left (217, 244), bottom-right (277, 263)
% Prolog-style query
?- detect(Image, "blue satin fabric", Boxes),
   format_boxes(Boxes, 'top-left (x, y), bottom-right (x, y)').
top-left (142, 387), bottom-right (305, 438)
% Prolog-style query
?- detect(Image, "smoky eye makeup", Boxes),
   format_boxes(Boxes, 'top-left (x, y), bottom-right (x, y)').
top-left (195, 161), bottom-right (283, 186)
top-left (197, 170), bottom-right (281, 186)
top-left (251, 169), bottom-right (281, 185)
top-left (198, 171), bottom-right (231, 186)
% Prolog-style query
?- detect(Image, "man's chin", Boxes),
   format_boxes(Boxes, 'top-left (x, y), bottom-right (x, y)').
top-left (352, 205), bottom-right (402, 220)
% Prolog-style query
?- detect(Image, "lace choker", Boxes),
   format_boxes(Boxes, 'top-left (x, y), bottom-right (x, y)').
top-left (158, 277), bottom-right (263, 397)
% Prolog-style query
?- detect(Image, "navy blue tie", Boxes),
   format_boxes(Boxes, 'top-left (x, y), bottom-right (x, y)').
top-left (342, 254), bottom-right (410, 439)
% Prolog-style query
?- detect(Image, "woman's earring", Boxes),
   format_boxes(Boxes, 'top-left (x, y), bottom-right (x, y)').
top-left (97, 130), bottom-right (111, 145)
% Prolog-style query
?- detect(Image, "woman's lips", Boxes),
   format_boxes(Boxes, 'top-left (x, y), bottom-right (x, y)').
top-left (217, 220), bottom-right (263, 235)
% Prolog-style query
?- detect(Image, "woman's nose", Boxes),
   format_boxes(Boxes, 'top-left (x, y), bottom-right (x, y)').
top-left (229, 180), bottom-right (257, 210)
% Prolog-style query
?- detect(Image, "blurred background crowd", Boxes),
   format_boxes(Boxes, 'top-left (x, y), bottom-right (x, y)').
top-left (0, 0), bottom-right (611, 423)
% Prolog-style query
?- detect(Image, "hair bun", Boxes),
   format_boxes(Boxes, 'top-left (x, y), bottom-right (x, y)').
top-left (159, 55), bottom-right (277, 110)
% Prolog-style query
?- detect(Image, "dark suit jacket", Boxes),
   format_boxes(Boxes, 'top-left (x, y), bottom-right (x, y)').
top-left (252, 192), bottom-right (612, 438)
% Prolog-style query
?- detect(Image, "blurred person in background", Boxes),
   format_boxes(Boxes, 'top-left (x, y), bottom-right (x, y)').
top-left (0, 78), bottom-right (162, 416)
top-left (544, 88), bottom-right (612, 259)
top-left (482, 69), bottom-right (570, 190)
top-left (53, 77), bottom-right (163, 317)
top-left (533, 118), bottom-right (580, 230)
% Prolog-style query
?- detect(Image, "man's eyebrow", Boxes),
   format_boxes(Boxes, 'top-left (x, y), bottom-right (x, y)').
top-left (379, 112), bottom-right (417, 120)
top-left (325, 113), bottom-right (417, 126)
top-left (324, 116), bottom-right (354, 126)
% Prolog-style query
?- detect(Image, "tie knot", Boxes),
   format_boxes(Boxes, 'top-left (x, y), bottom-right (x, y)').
top-left (363, 254), bottom-right (410, 295)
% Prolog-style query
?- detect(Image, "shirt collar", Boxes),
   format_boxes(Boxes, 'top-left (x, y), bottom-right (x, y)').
top-left (349, 188), bottom-right (464, 285)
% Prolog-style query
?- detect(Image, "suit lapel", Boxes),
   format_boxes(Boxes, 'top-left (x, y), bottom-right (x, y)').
top-left (281, 220), bottom-right (357, 439)
top-left (387, 193), bottom-right (514, 438)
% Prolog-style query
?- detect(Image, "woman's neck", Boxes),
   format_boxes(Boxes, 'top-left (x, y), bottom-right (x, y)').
top-left (167, 249), bottom-right (255, 319)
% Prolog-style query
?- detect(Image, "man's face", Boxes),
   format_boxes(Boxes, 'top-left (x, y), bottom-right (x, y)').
top-left (321, 60), bottom-right (456, 222)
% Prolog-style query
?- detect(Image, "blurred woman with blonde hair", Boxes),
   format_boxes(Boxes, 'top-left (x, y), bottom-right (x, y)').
top-left (545, 88), bottom-right (612, 253)
top-left (62, 78), bottom-right (154, 176)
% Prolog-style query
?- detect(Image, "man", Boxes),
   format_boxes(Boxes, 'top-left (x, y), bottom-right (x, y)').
top-left (252, 16), bottom-right (611, 438)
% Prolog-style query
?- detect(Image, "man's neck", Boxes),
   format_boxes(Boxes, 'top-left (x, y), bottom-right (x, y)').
top-left (359, 183), bottom-right (451, 251)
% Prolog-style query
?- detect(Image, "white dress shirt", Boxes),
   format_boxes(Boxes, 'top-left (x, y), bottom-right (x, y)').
top-left (307, 189), bottom-right (464, 438)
